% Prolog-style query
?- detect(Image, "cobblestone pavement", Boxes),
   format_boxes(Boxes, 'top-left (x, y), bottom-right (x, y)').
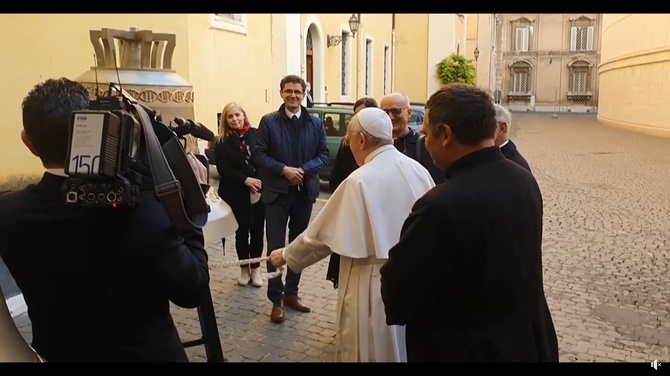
top-left (12, 113), bottom-right (670, 362)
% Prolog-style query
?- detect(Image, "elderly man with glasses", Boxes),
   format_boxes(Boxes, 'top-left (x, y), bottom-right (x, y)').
top-left (380, 93), bottom-right (445, 184)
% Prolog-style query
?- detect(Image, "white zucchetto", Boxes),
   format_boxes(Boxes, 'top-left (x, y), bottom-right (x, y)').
top-left (350, 107), bottom-right (393, 140)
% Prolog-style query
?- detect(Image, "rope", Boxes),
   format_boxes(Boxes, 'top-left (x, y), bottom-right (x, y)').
top-left (219, 256), bottom-right (285, 279)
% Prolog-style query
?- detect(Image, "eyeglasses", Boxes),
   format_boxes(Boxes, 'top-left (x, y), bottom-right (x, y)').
top-left (282, 89), bottom-right (304, 96)
top-left (383, 108), bottom-right (405, 116)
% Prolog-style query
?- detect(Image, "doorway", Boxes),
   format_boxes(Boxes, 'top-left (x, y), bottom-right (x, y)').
top-left (303, 19), bottom-right (324, 103)
top-left (306, 30), bottom-right (314, 99)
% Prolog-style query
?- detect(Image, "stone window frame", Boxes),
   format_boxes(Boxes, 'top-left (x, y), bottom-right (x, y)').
top-left (567, 58), bottom-right (594, 103)
top-left (569, 15), bottom-right (595, 52)
top-left (508, 59), bottom-right (533, 101)
top-left (510, 16), bottom-right (535, 52)
top-left (210, 14), bottom-right (248, 35)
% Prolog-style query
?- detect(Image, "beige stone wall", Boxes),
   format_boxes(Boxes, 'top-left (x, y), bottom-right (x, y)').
top-left (498, 14), bottom-right (601, 113)
top-left (598, 14), bottom-right (670, 137)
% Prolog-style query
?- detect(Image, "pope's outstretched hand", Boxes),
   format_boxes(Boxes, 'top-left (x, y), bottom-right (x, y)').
top-left (269, 248), bottom-right (286, 268)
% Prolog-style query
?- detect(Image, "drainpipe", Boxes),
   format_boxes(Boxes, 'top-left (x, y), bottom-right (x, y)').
top-left (355, 13), bottom-right (362, 99)
top-left (391, 13), bottom-right (396, 92)
top-left (489, 14), bottom-right (496, 93)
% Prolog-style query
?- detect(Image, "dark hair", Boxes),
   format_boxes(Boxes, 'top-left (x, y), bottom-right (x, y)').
top-left (22, 78), bottom-right (91, 166)
top-left (353, 97), bottom-right (378, 111)
top-left (279, 75), bottom-right (307, 93)
top-left (425, 84), bottom-right (496, 145)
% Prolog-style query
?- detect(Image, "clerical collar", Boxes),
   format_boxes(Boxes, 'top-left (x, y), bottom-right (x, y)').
top-left (364, 144), bottom-right (395, 164)
top-left (46, 168), bottom-right (67, 177)
top-left (393, 127), bottom-right (412, 141)
top-left (499, 139), bottom-right (510, 148)
top-left (285, 108), bottom-right (301, 119)
top-left (444, 146), bottom-right (505, 180)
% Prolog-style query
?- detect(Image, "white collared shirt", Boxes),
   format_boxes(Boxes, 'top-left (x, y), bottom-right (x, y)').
top-left (499, 139), bottom-right (509, 148)
top-left (285, 108), bottom-right (301, 119)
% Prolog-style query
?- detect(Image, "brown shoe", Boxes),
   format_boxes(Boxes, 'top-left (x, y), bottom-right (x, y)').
top-left (283, 295), bottom-right (311, 313)
top-left (270, 302), bottom-right (284, 323)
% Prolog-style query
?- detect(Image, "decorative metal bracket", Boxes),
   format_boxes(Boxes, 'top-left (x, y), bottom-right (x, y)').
top-left (327, 34), bottom-right (344, 48)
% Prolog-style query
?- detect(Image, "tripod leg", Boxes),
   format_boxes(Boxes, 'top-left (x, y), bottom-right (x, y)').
top-left (196, 286), bottom-right (226, 362)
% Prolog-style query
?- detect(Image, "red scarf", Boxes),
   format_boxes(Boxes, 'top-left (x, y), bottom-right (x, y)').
top-left (227, 124), bottom-right (250, 136)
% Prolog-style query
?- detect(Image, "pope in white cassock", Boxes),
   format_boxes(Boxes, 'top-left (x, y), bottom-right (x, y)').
top-left (269, 107), bottom-right (435, 362)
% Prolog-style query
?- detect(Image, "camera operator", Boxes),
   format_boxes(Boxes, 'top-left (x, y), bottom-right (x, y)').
top-left (0, 78), bottom-right (211, 362)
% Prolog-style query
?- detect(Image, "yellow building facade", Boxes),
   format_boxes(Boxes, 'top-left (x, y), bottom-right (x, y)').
top-left (598, 14), bottom-right (670, 137)
top-left (300, 14), bottom-right (393, 104)
top-left (0, 13), bottom-right (284, 179)
top-left (0, 13), bottom-right (404, 180)
top-left (465, 14), bottom-right (480, 64)
top-left (393, 14), bottom-right (467, 103)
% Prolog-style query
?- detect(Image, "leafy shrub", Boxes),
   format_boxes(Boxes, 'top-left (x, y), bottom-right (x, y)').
top-left (436, 53), bottom-right (476, 86)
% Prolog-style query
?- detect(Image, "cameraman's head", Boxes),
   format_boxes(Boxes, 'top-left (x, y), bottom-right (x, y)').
top-left (21, 78), bottom-right (90, 168)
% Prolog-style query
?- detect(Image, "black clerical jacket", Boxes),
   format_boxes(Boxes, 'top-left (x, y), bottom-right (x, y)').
top-left (380, 146), bottom-right (558, 362)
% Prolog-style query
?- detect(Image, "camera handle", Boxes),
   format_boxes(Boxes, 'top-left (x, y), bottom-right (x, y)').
top-left (131, 104), bottom-right (209, 229)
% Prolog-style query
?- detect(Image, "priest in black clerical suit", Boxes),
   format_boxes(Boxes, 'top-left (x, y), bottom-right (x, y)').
top-left (380, 84), bottom-right (558, 362)
top-left (493, 104), bottom-right (531, 172)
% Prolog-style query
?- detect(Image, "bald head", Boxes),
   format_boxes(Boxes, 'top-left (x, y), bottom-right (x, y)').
top-left (493, 104), bottom-right (511, 146)
top-left (381, 92), bottom-right (410, 108)
top-left (380, 92), bottom-right (413, 138)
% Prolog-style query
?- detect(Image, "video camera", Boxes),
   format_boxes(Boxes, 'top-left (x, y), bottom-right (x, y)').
top-left (170, 117), bottom-right (215, 143)
top-left (63, 82), bottom-right (209, 229)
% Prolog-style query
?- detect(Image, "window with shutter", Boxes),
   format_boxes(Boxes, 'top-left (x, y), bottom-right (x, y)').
top-left (513, 72), bottom-right (528, 92)
top-left (509, 60), bottom-right (531, 95)
top-left (515, 27), bottom-right (530, 52)
top-left (571, 71), bottom-right (587, 93)
top-left (341, 31), bottom-right (351, 96)
top-left (586, 26), bottom-right (594, 50)
top-left (569, 16), bottom-right (596, 51)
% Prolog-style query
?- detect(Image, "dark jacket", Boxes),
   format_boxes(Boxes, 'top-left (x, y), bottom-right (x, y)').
top-left (380, 147), bottom-right (558, 362)
top-left (214, 128), bottom-right (262, 227)
top-left (328, 139), bottom-right (358, 192)
top-left (501, 140), bottom-right (531, 173)
top-left (252, 104), bottom-right (330, 203)
top-left (0, 173), bottom-right (210, 362)
top-left (394, 129), bottom-right (446, 184)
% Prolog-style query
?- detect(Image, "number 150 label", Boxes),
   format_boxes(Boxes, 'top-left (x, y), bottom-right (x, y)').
top-left (68, 113), bottom-right (105, 176)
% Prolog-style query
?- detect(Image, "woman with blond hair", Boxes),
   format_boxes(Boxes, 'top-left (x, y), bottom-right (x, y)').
top-left (214, 102), bottom-right (265, 287)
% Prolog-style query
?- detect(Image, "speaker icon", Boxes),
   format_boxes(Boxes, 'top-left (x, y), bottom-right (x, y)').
top-left (651, 359), bottom-right (661, 370)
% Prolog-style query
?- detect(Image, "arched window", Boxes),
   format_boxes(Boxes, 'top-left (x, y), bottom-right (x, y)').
top-left (306, 31), bottom-right (313, 51)
top-left (509, 59), bottom-right (532, 94)
top-left (567, 58), bottom-right (593, 106)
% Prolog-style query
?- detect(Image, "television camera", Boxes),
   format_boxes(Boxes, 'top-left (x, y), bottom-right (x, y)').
top-left (63, 82), bottom-right (210, 230)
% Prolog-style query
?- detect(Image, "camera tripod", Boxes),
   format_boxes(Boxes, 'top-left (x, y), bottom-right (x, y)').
top-left (181, 154), bottom-right (226, 362)
top-left (181, 283), bottom-right (226, 362)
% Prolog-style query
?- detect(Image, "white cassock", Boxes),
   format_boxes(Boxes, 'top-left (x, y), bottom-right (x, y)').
top-left (282, 144), bottom-right (436, 362)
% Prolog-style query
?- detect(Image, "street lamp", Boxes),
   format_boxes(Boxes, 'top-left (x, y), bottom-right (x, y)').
top-left (348, 14), bottom-right (360, 37)
top-left (474, 47), bottom-right (480, 62)
top-left (327, 14), bottom-right (360, 47)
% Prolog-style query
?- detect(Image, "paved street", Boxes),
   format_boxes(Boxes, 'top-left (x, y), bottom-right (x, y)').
top-left (13, 112), bottom-right (670, 362)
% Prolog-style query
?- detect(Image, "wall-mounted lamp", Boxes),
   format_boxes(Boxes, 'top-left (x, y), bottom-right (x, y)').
top-left (327, 14), bottom-right (360, 48)
top-left (474, 47), bottom-right (480, 62)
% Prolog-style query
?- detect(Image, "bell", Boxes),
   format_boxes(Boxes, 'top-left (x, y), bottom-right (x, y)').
top-left (0, 289), bottom-right (44, 362)
top-left (74, 27), bottom-right (202, 154)
top-left (74, 27), bottom-right (238, 242)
